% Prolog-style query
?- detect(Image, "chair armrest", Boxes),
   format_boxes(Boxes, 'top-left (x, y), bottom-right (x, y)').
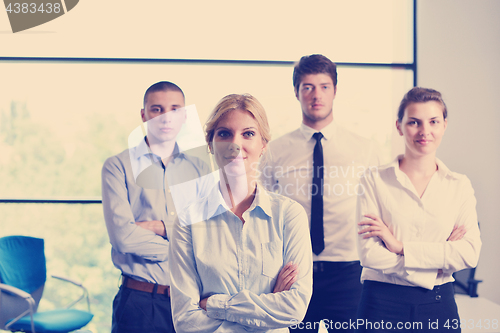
top-left (0, 283), bottom-right (36, 333)
top-left (50, 275), bottom-right (91, 312)
top-left (0, 283), bottom-right (33, 301)
top-left (51, 275), bottom-right (83, 287)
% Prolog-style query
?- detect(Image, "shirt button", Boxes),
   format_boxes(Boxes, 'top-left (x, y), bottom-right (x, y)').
top-left (170, 212), bottom-right (175, 216)
top-left (435, 295), bottom-right (441, 301)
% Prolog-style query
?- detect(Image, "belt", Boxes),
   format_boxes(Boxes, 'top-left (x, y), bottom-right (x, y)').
top-left (122, 276), bottom-right (170, 296)
top-left (313, 261), bottom-right (359, 273)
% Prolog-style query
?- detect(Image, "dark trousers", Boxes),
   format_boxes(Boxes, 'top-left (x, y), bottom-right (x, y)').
top-left (112, 285), bottom-right (175, 333)
top-left (355, 281), bottom-right (460, 333)
top-left (291, 261), bottom-right (363, 332)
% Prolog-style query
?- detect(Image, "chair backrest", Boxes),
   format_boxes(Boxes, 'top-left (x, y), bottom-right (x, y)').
top-left (0, 236), bottom-right (47, 329)
top-left (0, 236), bottom-right (47, 293)
top-left (453, 267), bottom-right (482, 297)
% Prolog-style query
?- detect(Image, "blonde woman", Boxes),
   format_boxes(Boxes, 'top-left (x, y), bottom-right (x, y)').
top-left (356, 87), bottom-right (481, 332)
top-left (169, 94), bottom-right (313, 332)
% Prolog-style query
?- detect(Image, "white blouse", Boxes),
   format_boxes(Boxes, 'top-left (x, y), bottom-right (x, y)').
top-left (356, 155), bottom-right (482, 290)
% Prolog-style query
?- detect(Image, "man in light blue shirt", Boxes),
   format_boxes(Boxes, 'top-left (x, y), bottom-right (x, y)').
top-left (102, 81), bottom-right (213, 333)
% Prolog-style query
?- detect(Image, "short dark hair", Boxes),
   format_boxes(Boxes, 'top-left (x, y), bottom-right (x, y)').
top-left (293, 54), bottom-right (338, 93)
top-left (397, 87), bottom-right (448, 123)
top-left (143, 81), bottom-right (185, 107)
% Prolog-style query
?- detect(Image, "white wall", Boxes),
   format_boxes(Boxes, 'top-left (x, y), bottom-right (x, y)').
top-left (418, 0), bottom-right (500, 304)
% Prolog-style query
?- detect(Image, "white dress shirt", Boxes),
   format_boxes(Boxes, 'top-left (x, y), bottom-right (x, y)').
top-left (356, 155), bottom-right (482, 290)
top-left (169, 184), bottom-right (313, 332)
top-left (261, 121), bottom-right (380, 262)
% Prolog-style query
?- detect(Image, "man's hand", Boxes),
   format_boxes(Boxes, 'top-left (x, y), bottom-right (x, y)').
top-left (358, 213), bottom-right (404, 255)
top-left (135, 220), bottom-right (166, 237)
top-left (273, 261), bottom-right (299, 293)
top-left (199, 297), bottom-right (208, 311)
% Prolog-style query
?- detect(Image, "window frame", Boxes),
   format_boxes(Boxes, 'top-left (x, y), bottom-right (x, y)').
top-left (0, 0), bottom-right (417, 205)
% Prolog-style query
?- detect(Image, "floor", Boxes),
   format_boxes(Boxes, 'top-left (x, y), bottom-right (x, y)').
top-left (316, 295), bottom-right (500, 333)
top-left (455, 294), bottom-right (500, 333)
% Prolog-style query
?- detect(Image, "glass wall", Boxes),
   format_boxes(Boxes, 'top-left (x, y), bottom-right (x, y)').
top-left (0, 62), bottom-right (412, 198)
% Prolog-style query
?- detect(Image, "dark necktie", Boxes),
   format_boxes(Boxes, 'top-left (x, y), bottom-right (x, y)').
top-left (311, 132), bottom-right (324, 255)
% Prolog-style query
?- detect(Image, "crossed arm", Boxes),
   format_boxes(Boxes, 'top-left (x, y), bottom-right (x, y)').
top-left (169, 203), bottom-right (312, 332)
top-left (356, 173), bottom-right (481, 283)
top-left (102, 157), bottom-right (168, 260)
top-left (358, 214), bottom-right (466, 255)
top-left (199, 261), bottom-right (300, 310)
top-left (135, 220), bottom-right (166, 237)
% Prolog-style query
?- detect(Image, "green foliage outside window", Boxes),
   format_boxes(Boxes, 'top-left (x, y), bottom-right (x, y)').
top-left (0, 101), bottom-right (131, 332)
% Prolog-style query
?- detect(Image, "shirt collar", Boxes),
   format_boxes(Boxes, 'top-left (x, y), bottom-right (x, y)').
top-left (247, 184), bottom-right (273, 218)
top-left (132, 136), bottom-right (156, 161)
top-left (377, 155), bottom-right (402, 173)
top-left (132, 137), bottom-right (183, 163)
top-left (205, 182), bottom-right (273, 220)
top-left (381, 154), bottom-right (458, 180)
top-left (168, 144), bottom-right (184, 165)
top-left (299, 120), bottom-right (336, 142)
top-left (205, 183), bottom-right (229, 220)
top-left (435, 158), bottom-right (458, 179)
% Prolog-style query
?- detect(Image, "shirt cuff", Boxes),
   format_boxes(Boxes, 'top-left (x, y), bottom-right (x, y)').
top-left (404, 242), bottom-right (445, 269)
top-left (206, 294), bottom-right (231, 320)
top-left (405, 268), bottom-right (438, 289)
top-left (160, 220), bottom-right (168, 240)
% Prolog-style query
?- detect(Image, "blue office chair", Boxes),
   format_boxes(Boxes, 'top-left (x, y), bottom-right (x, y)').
top-left (453, 267), bottom-right (482, 298)
top-left (0, 235), bottom-right (93, 333)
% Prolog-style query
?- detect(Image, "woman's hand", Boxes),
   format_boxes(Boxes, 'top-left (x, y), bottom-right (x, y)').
top-left (273, 261), bottom-right (299, 293)
top-left (447, 225), bottom-right (466, 241)
top-left (358, 214), bottom-right (404, 255)
top-left (199, 261), bottom-right (299, 310)
top-left (438, 225), bottom-right (467, 274)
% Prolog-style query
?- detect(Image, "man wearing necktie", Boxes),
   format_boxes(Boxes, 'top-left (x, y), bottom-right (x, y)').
top-left (261, 55), bottom-right (380, 332)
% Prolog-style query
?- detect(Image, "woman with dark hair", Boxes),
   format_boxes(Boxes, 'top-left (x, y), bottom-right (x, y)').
top-left (169, 94), bottom-right (313, 332)
top-left (356, 87), bottom-right (481, 332)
